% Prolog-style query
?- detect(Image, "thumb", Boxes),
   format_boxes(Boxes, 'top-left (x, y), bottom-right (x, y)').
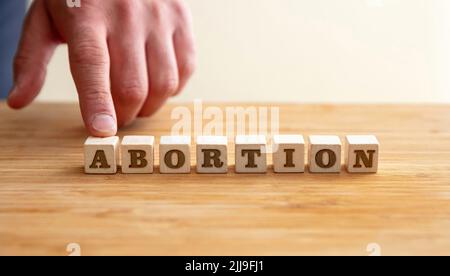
top-left (8, 0), bottom-right (58, 109)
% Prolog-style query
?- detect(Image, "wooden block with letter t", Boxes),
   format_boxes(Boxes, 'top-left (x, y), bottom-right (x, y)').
top-left (308, 135), bottom-right (342, 173)
top-left (84, 136), bottom-right (119, 174)
top-left (196, 136), bottom-right (228, 174)
top-left (159, 136), bottom-right (191, 174)
top-left (345, 135), bottom-right (379, 173)
top-left (235, 135), bottom-right (267, 174)
top-left (272, 135), bottom-right (305, 173)
top-left (121, 136), bottom-right (155, 174)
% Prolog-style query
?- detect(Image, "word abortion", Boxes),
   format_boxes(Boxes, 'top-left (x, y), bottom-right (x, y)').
top-left (84, 135), bottom-right (379, 174)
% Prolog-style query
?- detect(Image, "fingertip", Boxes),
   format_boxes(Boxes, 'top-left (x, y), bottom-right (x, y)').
top-left (7, 87), bottom-right (26, 110)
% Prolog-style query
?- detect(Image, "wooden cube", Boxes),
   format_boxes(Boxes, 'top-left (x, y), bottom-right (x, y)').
top-left (345, 135), bottom-right (379, 173)
top-left (308, 135), bottom-right (341, 173)
top-left (272, 135), bottom-right (305, 173)
top-left (235, 135), bottom-right (267, 173)
top-left (121, 136), bottom-right (155, 174)
top-left (159, 136), bottom-right (191, 174)
top-left (196, 136), bottom-right (228, 174)
top-left (84, 136), bottom-right (119, 174)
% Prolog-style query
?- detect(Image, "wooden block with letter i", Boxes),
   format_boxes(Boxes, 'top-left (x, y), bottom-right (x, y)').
top-left (345, 135), bottom-right (379, 173)
top-left (121, 136), bottom-right (155, 174)
top-left (235, 135), bottom-right (267, 173)
top-left (196, 136), bottom-right (228, 174)
top-left (159, 136), bottom-right (191, 174)
top-left (84, 136), bottom-right (119, 174)
top-left (308, 135), bottom-right (342, 173)
top-left (273, 135), bottom-right (305, 173)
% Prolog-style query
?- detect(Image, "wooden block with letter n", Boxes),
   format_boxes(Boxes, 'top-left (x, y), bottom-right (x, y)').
top-left (272, 135), bottom-right (305, 173)
top-left (345, 135), bottom-right (379, 173)
top-left (159, 136), bottom-right (191, 174)
top-left (308, 135), bottom-right (342, 173)
top-left (84, 136), bottom-right (119, 174)
top-left (121, 136), bottom-right (155, 174)
top-left (196, 136), bottom-right (228, 174)
top-left (235, 135), bottom-right (267, 174)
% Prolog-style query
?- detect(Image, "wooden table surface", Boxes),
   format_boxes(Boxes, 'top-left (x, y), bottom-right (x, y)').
top-left (0, 102), bottom-right (450, 256)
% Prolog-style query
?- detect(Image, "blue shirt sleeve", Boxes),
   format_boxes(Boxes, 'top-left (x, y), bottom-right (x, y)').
top-left (0, 1), bottom-right (26, 99)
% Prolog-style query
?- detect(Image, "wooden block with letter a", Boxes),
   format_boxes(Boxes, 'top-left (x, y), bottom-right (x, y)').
top-left (84, 136), bottom-right (119, 174)
top-left (273, 135), bottom-right (305, 173)
top-left (308, 135), bottom-right (342, 173)
top-left (196, 136), bottom-right (228, 174)
top-left (345, 135), bottom-right (379, 173)
top-left (159, 136), bottom-right (191, 174)
top-left (235, 135), bottom-right (267, 174)
top-left (121, 136), bottom-right (155, 174)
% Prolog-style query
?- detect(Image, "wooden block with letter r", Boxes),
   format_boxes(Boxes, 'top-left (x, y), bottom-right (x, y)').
top-left (345, 135), bottom-right (379, 173)
top-left (196, 136), bottom-right (228, 174)
top-left (235, 135), bottom-right (267, 174)
top-left (121, 136), bottom-right (155, 174)
top-left (308, 135), bottom-right (342, 173)
top-left (159, 136), bottom-right (191, 174)
top-left (84, 136), bottom-right (119, 174)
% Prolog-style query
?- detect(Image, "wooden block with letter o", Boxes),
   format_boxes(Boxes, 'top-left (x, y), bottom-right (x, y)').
top-left (84, 136), bottom-right (119, 174)
top-left (196, 136), bottom-right (228, 174)
top-left (345, 135), bottom-right (379, 173)
top-left (308, 135), bottom-right (341, 173)
top-left (273, 135), bottom-right (305, 173)
top-left (159, 136), bottom-right (191, 174)
top-left (121, 136), bottom-right (155, 174)
top-left (235, 135), bottom-right (267, 174)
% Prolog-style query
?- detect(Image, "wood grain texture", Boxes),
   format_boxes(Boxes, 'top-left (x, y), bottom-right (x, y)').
top-left (0, 102), bottom-right (450, 256)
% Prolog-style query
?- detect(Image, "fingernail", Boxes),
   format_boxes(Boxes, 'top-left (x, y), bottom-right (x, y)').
top-left (92, 114), bottom-right (116, 135)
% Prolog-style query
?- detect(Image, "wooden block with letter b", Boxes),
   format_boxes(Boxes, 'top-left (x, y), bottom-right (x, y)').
top-left (272, 135), bottom-right (305, 173)
top-left (345, 135), bottom-right (379, 173)
top-left (235, 135), bottom-right (267, 173)
top-left (159, 136), bottom-right (191, 174)
top-left (121, 136), bottom-right (155, 174)
top-left (84, 136), bottom-right (119, 174)
top-left (196, 136), bottom-right (228, 174)
top-left (308, 135), bottom-right (342, 173)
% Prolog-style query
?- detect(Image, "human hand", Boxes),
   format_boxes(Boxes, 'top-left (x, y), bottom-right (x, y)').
top-left (8, 0), bottom-right (196, 137)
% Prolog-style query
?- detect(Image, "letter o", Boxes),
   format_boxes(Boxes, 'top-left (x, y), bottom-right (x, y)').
top-left (164, 150), bottom-right (185, 169)
top-left (315, 149), bottom-right (336, 168)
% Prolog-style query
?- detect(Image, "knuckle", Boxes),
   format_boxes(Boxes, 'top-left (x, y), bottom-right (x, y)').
top-left (71, 25), bottom-right (99, 41)
top-left (152, 75), bottom-right (179, 96)
top-left (70, 43), bottom-right (108, 67)
top-left (180, 58), bottom-right (196, 78)
top-left (150, 0), bottom-right (168, 24)
top-left (70, 28), bottom-right (107, 66)
top-left (82, 87), bottom-right (111, 108)
top-left (170, 0), bottom-right (190, 21)
top-left (14, 51), bottom-right (46, 73)
top-left (115, 0), bottom-right (139, 18)
top-left (13, 54), bottom-right (32, 71)
top-left (149, 0), bottom-right (165, 22)
top-left (115, 83), bottom-right (147, 106)
top-left (13, 54), bottom-right (46, 91)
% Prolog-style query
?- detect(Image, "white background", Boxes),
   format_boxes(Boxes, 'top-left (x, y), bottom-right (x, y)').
top-left (37, 0), bottom-right (450, 103)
